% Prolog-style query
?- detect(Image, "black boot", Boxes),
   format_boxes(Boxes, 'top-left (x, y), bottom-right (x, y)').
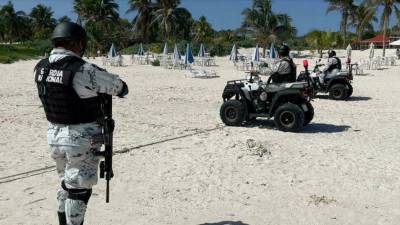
top-left (58, 212), bottom-right (66, 225)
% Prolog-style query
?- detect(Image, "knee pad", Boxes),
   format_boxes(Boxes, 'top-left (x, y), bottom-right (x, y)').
top-left (61, 180), bottom-right (92, 204)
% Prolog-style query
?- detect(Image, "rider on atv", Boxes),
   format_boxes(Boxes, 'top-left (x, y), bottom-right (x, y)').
top-left (270, 44), bottom-right (297, 84)
top-left (312, 50), bottom-right (342, 85)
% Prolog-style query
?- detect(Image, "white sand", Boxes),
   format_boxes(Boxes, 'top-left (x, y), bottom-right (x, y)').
top-left (1, 49), bottom-right (400, 225)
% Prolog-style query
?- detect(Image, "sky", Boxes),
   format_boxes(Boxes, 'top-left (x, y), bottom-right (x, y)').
top-left (0, 0), bottom-right (397, 36)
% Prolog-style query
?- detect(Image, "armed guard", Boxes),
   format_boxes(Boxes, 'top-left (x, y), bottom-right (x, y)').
top-left (270, 44), bottom-right (297, 83)
top-left (34, 22), bottom-right (128, 225)
top-left (321, 49), bottom-right (342, 81)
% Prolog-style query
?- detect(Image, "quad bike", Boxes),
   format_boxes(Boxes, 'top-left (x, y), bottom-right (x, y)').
top-left (220, 71), bottom-right (314, 132)
top-left (297, 59), bottom-right (354, 100)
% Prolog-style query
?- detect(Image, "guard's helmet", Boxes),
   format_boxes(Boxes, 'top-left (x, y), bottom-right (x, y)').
top-left (328, 49), bottom-right (336, 58)
top-left (278, 44), bottom-right (290, 57)
top-left (51, 22), bottom-right (87, 45)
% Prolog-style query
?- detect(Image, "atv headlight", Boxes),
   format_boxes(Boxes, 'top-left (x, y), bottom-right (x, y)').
top-left (260, 92), bottom-right (268, 101)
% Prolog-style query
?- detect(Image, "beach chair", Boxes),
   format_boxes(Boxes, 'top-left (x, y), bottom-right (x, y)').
top-left (185, 68), bottom-right (217, 78)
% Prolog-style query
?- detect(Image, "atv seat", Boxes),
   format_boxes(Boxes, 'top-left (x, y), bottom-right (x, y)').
top-left (264, 82), bottom-right (307, 92)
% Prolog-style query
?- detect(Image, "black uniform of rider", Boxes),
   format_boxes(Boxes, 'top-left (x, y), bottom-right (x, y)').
top-left (270, 45), bottom-right (297, 84)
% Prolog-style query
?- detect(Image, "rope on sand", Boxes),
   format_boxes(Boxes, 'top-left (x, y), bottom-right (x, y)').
top-left (0, 126), bottom-right (223, 185)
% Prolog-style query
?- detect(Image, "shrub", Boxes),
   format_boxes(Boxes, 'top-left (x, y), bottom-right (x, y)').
top-left (152, 59), bottom-right (160, 66)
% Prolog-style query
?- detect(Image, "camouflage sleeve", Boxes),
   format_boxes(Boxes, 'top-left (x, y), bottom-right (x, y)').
top-left (73, 63), bottom-right (124, 97)
top-left (273, 60), bottom-right (291, 75)
top-left (322, 58), bottom-right (335, 72)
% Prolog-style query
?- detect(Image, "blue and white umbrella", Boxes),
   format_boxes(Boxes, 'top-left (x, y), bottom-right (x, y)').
top-left (184, 44), bottom-right (194, 64)
top-left (252, 44), bottom-right (260, 62)
top-left (162, 42), bottom-right (168, 56)
top-left (229, 44), bottom-right (238, 62)
top-left (269, 43), bottom-right (278, 59)
top-left (137, 43), bottom-right (145, 56)
top-left (198, 43), bottom-right (206, 57)
top-left (173, 44), bottom-right (181, 66)
top-left (107, 43), bottom-right (117, 58)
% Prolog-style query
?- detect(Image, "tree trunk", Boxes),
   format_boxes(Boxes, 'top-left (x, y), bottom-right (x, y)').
top-left (382, 16), bottom-right (388, 57)
top-left (262, 44), bottom-right (267, 58)
top-left (343, 12), bottom-right (348, 47)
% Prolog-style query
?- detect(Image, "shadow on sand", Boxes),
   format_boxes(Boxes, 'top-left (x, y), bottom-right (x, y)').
top-left (346, 96), bottom-right (372, 101)
top-left (303, 123), bottom-right (351, 133)
top-left (199, 221), bottom-right (250, 225)
top-left (315, 95), bottom-right (372, 101)
top-left (193, 75), bottom-right (221, 79)
top-left (245, 120), bottom-right (350, 134)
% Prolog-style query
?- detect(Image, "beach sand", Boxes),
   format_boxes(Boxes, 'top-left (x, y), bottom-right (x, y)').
top-left (1, 49), bottom-right (400, 225)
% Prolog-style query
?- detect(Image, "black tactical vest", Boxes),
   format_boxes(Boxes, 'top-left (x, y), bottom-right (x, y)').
top-left (272, 57), bottom-right (297, 83)
top-left (34, 56), bottom-right (101, 124)
top-left (328, 57), bottom-right (342, 72)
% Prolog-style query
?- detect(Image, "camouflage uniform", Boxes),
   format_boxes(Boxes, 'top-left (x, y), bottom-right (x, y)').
top-left (270, 56), bottom-right (297, 83)
top-left (320, 57), bottom-right (340, 82)
top-left (37, 48), bottom-right (126, 225)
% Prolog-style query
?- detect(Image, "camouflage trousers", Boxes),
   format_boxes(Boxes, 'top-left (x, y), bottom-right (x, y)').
top-left (47, 122), bottom-right (102, 225)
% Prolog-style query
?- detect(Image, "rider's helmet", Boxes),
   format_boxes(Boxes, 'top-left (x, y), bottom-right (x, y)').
top-left (278, 44), bottom-right (290, 57)
top-left (51, 22), bottom-right (87, 46)
top-left (328, 49), bottom-right (336, 58)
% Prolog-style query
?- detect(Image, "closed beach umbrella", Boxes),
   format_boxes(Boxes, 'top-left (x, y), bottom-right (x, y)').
top-left (369, 43), bottom-right (375, 59)
top-left (346, 44), bottom-right (352, 58)
top-left (184, 44), bottom-right (194, 64)
top-left (198, 43), bottom-right (206, 57)
top-left (269, 43), bottom-right (277, 59)
top-left (173, 44), bottom-right (181, 66)
top-left (162, 42), bottom-right (168, 56)
top-left (229, 44), bottom-right (238, 62)
top-left (107, 43), bottom-right (117, 58)
top-left (252, 45), bottom-right (260, 62)
top-left (137, 43), bottom-right (145, 56)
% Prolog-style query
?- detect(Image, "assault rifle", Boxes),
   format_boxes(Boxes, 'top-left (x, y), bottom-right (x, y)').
top-left (98, 94), bottom-right (114, 203)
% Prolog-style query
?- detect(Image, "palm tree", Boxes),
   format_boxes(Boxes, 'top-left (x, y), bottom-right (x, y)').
top-left (0, 1), bottom-right (29, 42)
top-left (350, 4), bottom-right (377, 42)
top-left (128, 0), bottom-right (155, 42)
top-left (74, 0), bottom-right (120, 50)
top-left (30, 4), bottom-right (56, 39)
top-left (192, 16), bottom-right (214, 43)
top-left (30, 4), bottom-right (55, 32)
top-left (325, 0), bottom-right (356, 46)
top-left (174, 7), bottom-right (193, 41)
top-left (305, 31), bottom-right (344, 58)
top-left (74, 0), bottom-right (119, 25)
top-left (366, 0), bottom-right (400, 56)
top-left (242, 0), bottom-right (297, 56)
top-left (152, 0), bottom-right (184, 40)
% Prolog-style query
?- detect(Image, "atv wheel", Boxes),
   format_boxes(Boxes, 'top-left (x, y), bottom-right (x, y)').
top-left (274, 103), bottom-right (305, 132)
top-left (220, 100), bottom-right (245, 126)
top-left (329, 84), bottom-right (348, 100)
top-left (303, 102), bottom-right (314, 125)
top-left (346, 84), bottom-right (353, 98)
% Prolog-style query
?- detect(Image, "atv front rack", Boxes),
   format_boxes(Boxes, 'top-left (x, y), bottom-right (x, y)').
top-left (227, 79), bottom-right (248, 85)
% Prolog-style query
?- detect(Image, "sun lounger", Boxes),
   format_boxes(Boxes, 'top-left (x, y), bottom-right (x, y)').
top-left (185, 68), bottom-right (217, 78)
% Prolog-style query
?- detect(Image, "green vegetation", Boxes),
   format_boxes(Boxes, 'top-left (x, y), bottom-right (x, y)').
top-left (0, 44), bottom-right (41, 63)
top-left (151, 58), bottom-right (160, 66)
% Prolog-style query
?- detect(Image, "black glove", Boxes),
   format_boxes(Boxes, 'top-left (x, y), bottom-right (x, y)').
top-left (117, 81), bottom-right (128, 98)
